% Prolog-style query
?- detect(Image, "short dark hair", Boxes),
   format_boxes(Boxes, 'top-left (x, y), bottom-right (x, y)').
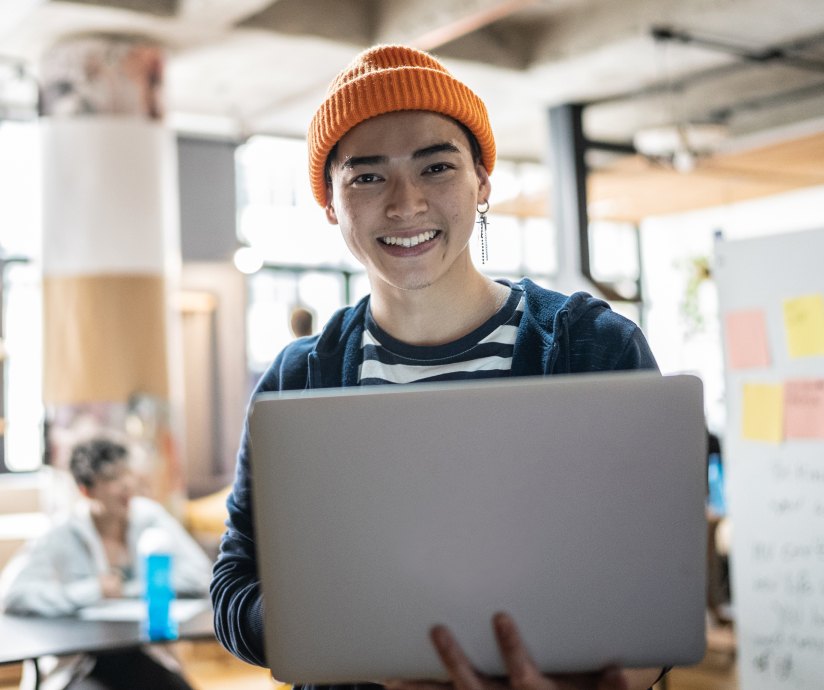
top-left (289, 305), bottom-right (315, 338)
top-left (455, 121), bottom-right (483, 166)
top-left (323, 117), bottom-right (483, 188)
top-left (69, 438), bottom-right (129, 489)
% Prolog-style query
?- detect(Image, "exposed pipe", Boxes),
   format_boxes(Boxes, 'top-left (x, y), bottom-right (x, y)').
top-left (651, 25), bottom-right (824, 74)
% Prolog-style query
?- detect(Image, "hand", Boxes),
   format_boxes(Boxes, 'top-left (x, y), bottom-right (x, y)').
top-left (385, 612), bottom-right (629, 690)
top-left (99, 572), bottom-right (124, 598)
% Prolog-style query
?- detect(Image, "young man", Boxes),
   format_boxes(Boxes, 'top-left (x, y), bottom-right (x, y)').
top-left (211, 45), bottom-right (665, 690)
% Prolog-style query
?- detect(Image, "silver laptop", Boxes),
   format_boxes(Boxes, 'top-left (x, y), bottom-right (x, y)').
top-left (248, 372), bottom-right (707, 684)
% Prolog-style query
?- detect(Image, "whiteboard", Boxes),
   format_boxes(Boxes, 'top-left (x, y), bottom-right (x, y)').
top-left (714, 228), bottom-right (824, 689)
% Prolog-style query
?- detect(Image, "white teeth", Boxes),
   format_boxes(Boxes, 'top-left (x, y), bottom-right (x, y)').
top-left (381, 230), bottom-right (437, 247)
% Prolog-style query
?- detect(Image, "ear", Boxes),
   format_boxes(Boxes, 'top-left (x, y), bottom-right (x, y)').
top-left (475, 163), bottom-right (491, 205)
top-left (325, 187), bottom-right (339, 225)
top-left (78, 484), bottom-right (92, 499)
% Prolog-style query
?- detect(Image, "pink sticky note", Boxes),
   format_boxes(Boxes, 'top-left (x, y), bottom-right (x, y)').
top-left (725, 309), bottom-right (771, 369)
top-left (785, 379), bottom-right (824, 439)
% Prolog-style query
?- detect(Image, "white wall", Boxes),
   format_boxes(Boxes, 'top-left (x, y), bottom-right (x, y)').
top-left (640, 184), bottom-right (824, 435)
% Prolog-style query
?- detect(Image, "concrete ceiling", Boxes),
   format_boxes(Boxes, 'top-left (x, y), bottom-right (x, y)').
top-left (1, 0), bottom-right (824, 170)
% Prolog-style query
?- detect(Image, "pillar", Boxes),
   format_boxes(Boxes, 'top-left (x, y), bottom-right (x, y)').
top-left (547, 102), bottom-right (610, 300)
top-left (547, 103), bottom-right (641, 303)
top-left (39, 35), bottom-right (185, 510)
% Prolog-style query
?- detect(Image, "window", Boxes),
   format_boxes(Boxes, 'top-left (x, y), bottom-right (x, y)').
top-left (0, 120), bottom-right (43, 473)
top-left (2, 261), bottom-right (42, 472)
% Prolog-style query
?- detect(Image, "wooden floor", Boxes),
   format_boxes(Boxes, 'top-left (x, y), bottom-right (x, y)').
top-left (0, 632), bottom-right (739, 690)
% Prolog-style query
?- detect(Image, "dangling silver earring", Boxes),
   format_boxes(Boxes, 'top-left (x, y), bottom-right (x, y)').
top-left (477, 200), bottom-right (490, 264)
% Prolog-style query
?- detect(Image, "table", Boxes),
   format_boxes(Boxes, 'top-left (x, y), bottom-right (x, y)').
top-left (0, 600), bottom-right (214, 688)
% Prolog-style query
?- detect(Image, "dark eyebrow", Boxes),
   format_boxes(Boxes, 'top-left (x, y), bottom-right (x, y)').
top-left (339, 142), bottom-right (462, 170)
top-left (340, 155), bottom-right (387, 170)
top-left (412, 142), bottom-right (461, 159)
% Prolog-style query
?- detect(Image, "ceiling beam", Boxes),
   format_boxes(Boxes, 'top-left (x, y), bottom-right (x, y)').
top-left (374, 0), bottom-right (540, 50)
top-left (177, 0), bottom-right (281, 29)
top-left (239, 0), bottom-right (371, 45)
top-left (61, 0), bottom-right (177, 16)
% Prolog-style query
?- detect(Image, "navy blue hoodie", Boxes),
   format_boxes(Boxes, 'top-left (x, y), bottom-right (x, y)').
top-left (211, 278), bottom-right (659, 677)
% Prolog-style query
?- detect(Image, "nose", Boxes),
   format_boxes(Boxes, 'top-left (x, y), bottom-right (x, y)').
top-left (119, 471), bottom-right (137, 496)
top-left (386, 174), bottom-right (427, 220)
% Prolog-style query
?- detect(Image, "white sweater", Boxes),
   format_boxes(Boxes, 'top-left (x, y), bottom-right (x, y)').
top-left (0, 496), bottom-right (213, 616)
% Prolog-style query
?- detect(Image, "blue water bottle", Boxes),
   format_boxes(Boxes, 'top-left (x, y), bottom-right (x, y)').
top-left (138, 528), bottom-right (178, 640)
top-left (707, 452), bottom-right (726, 516)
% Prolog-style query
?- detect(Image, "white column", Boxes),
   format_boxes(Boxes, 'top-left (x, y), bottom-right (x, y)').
top-left (39, 35), bottom-right (185, 509)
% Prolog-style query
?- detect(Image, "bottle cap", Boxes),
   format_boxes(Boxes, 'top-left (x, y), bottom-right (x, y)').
top-left (138, 527), bottom-right (173, 556)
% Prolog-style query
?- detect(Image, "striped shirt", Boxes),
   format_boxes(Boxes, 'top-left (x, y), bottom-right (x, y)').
top-left (358, 285), bottom-right (525, 385)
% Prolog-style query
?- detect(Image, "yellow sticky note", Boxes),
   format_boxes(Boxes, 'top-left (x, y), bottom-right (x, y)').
top-left (783, 294), bottom-right (824, 358)
top-left (742, 383), bottom-right (784, 443)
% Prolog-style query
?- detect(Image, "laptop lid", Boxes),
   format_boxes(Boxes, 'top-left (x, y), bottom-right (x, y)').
top-left (248, 372), bottom-right (707, 684)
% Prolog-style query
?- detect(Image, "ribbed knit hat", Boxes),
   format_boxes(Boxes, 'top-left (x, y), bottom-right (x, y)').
top-left (308, 44), bottom-right (496, 206)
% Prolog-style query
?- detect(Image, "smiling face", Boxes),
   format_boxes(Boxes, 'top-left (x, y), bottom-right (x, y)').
top-left (82, 458), bottom-right (135, 521)
top-left (325, 111), bottom-right (491, 299)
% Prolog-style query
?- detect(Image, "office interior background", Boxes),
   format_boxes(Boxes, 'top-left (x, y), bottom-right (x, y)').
top-left (0, 1), bottom-right (823, 688)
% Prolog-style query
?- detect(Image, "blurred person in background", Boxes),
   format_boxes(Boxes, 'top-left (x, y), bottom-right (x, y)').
top-left (0, 436), bottom-right (212, 690)
top-left (289, 304), bottom-right (317, 338)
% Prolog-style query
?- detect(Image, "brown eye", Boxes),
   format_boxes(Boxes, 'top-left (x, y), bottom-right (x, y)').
top-left (354, 173), bottom-right (381, 184)
top-left (425, 163), bottom-right (452, 175)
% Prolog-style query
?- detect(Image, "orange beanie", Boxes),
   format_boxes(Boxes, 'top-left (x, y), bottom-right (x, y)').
top-left (307, 44), bottom-right (496, 206)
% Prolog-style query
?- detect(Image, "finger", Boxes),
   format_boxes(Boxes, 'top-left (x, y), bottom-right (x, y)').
top-left (431, 624), bottom-right (485, 690)
top-left (492, 612), bottom-right (545, 690)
